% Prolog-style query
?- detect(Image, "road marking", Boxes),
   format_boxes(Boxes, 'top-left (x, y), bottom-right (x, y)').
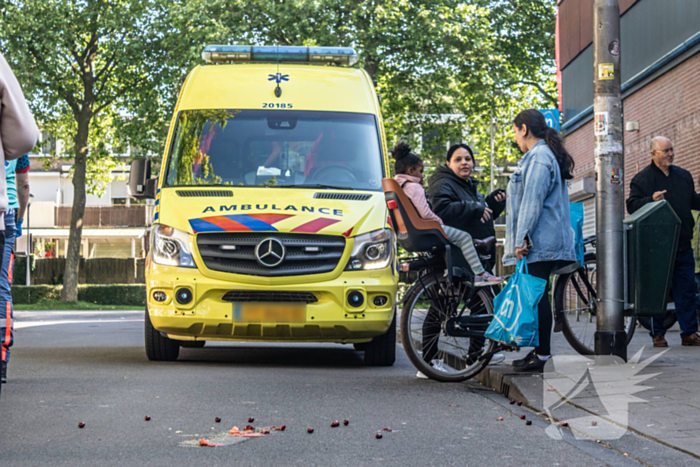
top-left (15, 319), bottom-right (143, 329)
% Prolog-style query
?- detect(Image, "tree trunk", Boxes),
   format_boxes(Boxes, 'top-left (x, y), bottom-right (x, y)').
top-left (60, 112), bottom-right (91, 301)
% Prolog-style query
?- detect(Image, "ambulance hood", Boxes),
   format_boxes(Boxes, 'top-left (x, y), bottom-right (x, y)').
top-left (155, 188), bottom-right (387, 238)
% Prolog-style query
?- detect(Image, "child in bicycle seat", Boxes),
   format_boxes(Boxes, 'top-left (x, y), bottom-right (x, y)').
top-left (392, 142), bottom-right (502, 284)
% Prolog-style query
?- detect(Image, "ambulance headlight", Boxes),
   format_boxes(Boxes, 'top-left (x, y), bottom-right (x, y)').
top-left (152, 224), bottom-right (196, 268)
top-left (345, 229), bottom-right (394, 270)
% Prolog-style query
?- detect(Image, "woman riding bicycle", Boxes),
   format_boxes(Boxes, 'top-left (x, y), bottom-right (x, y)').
top-left (504, 109), bottom-right (577, 373)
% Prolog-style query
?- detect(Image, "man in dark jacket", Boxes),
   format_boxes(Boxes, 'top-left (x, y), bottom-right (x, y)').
top-left (627, 136), bottom-right (700, 347)
top-left (428, 144), bottom-right (506, 272)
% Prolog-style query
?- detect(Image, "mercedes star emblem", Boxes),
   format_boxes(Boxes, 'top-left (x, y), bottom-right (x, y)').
top-left (255, 237), bottom-right (286, 267)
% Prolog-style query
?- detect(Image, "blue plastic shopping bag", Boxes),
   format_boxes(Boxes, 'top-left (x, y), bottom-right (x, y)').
top-left (570, 202), bottom-right (584, 267)
top-left (484, 259), bottom-right (547, 347)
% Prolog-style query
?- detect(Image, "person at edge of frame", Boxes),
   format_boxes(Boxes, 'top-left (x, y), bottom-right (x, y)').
top-left (1, 153), bottom-right (30, 384)
top-left (627, 137), bottom-right (700, 348)
top-left (1, 51), bottom-right (40, 393)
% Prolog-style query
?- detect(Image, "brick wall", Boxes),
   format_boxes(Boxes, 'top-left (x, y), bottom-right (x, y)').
top-left (564, 51), bottom-right (700, 213)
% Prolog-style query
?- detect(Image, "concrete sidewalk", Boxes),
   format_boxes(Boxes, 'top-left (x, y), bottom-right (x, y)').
top-left (476, 321), bottom-right (700, 460)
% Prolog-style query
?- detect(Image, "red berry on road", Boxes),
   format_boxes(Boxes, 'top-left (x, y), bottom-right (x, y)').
top-left (520, 415), bottom-right (526, 420)
top-left (375, 433), bottom-right (383, 439)
top-left (244, 425), bottom-right (255, 431)
top-left (496, 417), bottom-right (504, 421)
top-left (78, 422), bottom-right (85, 429)
top-left (560, 422), bottom-right (568, 427)
top-left (509, 399), bottom-right (515, 405)
top-left (145, 416), bottom-right (151, 421)
top-left (517, 401), bottom-right (523, 406)
top-left (215, 417), bottom-right (221, 423)
top-left (331, 420), bottom-right (340, 427)
top-left (279, 425), bottom-right (286, 431)
top-left (248, 417), bottom-right (255, 423)
top-left (307, 428), bottom-right (314, 434)
top-left (526, 420), bottom-right (532, 426)
top-left (343, 420), bottom-right (349, 426)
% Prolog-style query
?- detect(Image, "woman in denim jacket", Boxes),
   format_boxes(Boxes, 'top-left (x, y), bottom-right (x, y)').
top-left (504, 109), bottom-right (577, 372)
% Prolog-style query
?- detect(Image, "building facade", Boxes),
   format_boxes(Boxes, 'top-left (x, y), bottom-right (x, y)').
top-left (558, 0), bottom-right (700, 235)
top-left (17, 146), bottom-right (153, 259)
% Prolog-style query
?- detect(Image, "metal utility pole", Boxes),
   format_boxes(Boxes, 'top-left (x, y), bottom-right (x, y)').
top-left (489, 106), bottom-right (495, 193)
top-left (593, 0), bottom-right (626, 360)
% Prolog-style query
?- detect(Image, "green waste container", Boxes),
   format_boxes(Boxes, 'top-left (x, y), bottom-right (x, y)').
top-left (624, 200), bottom-right (681, 317)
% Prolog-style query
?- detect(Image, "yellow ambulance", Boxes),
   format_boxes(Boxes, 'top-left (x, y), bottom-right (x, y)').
top-left (129, 46), bottom-right (397, 365)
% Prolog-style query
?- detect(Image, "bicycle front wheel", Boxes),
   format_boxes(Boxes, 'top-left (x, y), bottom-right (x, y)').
top-left (400, 274), bottom-right (496, 382)
top-left (554, 256), bottom-right (636, 355)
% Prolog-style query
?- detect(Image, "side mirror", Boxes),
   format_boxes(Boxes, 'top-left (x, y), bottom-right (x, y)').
top-left (128, 158), bottom-right (156, 199)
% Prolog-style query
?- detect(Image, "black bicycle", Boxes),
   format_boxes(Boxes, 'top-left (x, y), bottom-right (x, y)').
top-left (553, 235), bottom-right (676, 355)
top-left (384, 178), bottom-right (510, 382)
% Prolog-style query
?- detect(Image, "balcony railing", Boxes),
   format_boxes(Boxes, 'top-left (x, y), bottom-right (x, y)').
top-left (55, 205), bottom-right (154, 228)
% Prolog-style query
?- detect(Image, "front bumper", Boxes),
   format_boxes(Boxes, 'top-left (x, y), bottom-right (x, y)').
top-left (147, 263), bottom-right (398, 343)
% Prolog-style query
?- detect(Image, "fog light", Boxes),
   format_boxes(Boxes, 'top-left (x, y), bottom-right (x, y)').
top-left (175, 288), bottom-right (193, 305)
top-left (153, 291), bottom-right (167, 302)
top-left (373, 295), bottom-right (388, 307)
top-left (347, 290), bottom-right (364, 308)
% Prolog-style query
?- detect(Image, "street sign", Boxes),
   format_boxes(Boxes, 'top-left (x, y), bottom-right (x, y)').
top-left (538, 108), bottom-right (560, 132)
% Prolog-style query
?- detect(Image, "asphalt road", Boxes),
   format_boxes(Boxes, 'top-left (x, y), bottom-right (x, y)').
top-left (0, 310), bottom-right (650, 466)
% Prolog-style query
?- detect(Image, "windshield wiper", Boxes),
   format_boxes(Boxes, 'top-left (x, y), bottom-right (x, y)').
top-left (288, 183), bottom-right (357, 191)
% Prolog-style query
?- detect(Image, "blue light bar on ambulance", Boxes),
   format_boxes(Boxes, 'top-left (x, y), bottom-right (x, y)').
top-left (202, 45), bottom-right (359, 66)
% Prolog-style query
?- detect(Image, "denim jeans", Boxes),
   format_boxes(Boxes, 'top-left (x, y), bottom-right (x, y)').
top-left (696, 272), bottom-right (700, 309)
top-left (0, 209), bottom-right (15, 363)
top-left (651, 248), bottom-right (699, 338)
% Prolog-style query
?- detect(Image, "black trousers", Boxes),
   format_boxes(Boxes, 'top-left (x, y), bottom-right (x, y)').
top-left (526, 261), bottom-right (557, 356)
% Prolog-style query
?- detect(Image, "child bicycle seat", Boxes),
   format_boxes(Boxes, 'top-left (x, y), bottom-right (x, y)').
top-left (381, 178), bottom-right (473, 280)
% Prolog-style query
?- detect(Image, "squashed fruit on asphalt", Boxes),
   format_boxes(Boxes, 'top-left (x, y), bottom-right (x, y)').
top-left (520, 415), bottom-right (526, 420)
top-left (496, 417), bottom-right (504, 421)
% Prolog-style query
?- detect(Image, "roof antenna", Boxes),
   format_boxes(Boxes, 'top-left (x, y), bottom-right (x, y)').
top-left (274, 45), bottom-right (282, 98)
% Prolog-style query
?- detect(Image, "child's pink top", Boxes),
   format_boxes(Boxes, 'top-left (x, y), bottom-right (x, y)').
top-left (394, 174), bottom-right (443, 224)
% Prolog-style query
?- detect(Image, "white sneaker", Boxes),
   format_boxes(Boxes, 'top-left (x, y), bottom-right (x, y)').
top-left (488, 353), bottom-right (505, 365)
top-left (431, 359), bottom-right (446, 372)
top-left (416, 370), bottom-right (429, 379)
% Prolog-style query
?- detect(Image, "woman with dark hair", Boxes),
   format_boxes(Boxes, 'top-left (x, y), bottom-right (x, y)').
top-left (392, 142), bottom-right (501, 283)
top-left (428, 144), bottom-right (507, 272)
top-left (505, 108), bottom-right (577, 373)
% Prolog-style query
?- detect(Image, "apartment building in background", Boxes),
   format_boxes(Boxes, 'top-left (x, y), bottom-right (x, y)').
top-left (16, 137), bottom-right (153, 259)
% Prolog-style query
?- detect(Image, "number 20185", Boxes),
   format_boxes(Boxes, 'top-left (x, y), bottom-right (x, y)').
top-left (263, 103), bottom-right (293, 109)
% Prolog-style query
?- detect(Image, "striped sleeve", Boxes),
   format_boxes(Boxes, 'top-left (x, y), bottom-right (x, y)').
top-left (15, 153), bottom-right (30, 173)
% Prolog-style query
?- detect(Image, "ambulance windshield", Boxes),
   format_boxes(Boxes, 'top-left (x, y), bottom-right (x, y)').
top-left (165, 109), bottom-right (384, 191)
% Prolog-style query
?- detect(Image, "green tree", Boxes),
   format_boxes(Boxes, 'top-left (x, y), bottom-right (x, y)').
top-left (174, 0), bottom-right (557, 188)
top-left (0, 0), bottom-right (184, 300)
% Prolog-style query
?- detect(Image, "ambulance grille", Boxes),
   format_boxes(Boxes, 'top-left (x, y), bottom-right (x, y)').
top-left (313, 192), bottom-right (371, 201)
top-left (176, 190), bottom-right (233, 197)
top-left (222, 291), bottom-right (318, 303)
top-left (197, 233), bottom-right (346, 277)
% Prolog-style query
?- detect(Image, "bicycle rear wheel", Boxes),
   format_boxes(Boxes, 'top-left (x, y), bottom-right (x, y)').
top-left (554, 256), bottom-right (636, 356)
top-left (400, 274), bottom-right (496, 382)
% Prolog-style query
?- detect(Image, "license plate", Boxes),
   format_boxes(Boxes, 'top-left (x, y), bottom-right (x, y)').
top-left (232, 302), bottom-right (306, 323)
